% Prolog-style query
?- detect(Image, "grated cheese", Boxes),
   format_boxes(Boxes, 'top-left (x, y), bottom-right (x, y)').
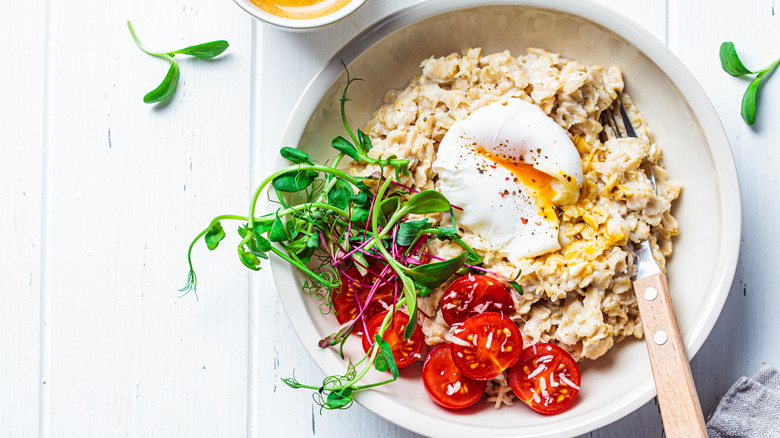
top-left (559, 373), bottom-right (580, 390)
top-left (527, 364), bottom-right (546, 379)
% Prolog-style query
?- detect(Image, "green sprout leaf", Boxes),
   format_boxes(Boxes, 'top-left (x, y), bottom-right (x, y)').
top-left (719, 42), bottom-right (780, 125)
top-left (413, 280), bottom-right (433, 298)
top-left (396, 219), bottom-right (431, 247)
top-left (380, 196), bottom-right (400, 217)
top-left (325, 386), bottom-right (356, 409)
top-left (272, 169), bottom-right (319, 192)
top-left (404, 305), bottom-right (418, 341)
top-left (719, 42), bottom-right (753, 77)
top-left (252, 218), bottom-right (274, 236)
top-left (238, 226), bottom-right (271, 257)
top-left (351, 252), bottom-right (369, 276)
top-left (280, 147), bottom-right (313, 165)
top-left (741, 76), bottom-right (761, 125)
top-left (268, 215), bottom-right (288, 242)
top-left (373, 335), bottom-right (399, 378)
top-left (238, 247), bottom-right (261, 271)
top-left (204, 221), bottom-right (226, 250)
top-left (331, 136), bottom-right (362, 162)
top-left (328, 179), bottom-right (353, 211)
top-left (402, 251), bottom-right (468, 289)
top-left (350, 190), bottom-right (368, 207)
top-left (169, 40), bottom-right (229, 59)
top-left (508, 280), bottom-right (524, 295)
top-left (357, 129), bottom-right (373, 153)
top-left (350, 207), bottom-right (370, 223)
top-left (143, 61), bottom-right (180, 104)
top-left (401, 190), bottom-right (452, 215)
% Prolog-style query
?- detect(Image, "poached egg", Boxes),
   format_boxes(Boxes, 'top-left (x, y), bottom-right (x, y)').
top-left (432, 98), bottom-right (583, 260)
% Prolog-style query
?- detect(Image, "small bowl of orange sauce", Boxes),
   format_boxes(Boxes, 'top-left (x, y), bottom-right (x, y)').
top-left (234, 0), bottom-right (368, 30)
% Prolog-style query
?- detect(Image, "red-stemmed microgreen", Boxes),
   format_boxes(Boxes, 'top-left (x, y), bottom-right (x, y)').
top-left (181, 69), bottom-right (490, 411)
top-left (127, 21), bottom-right (229, 104)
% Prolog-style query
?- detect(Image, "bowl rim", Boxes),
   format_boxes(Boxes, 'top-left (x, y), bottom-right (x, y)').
top-left (232, 0), bottom-right (367, 30)
top-left (272, 0), bottom-right (741, 435)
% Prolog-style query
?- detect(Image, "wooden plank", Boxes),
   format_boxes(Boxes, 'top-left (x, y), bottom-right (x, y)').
top-left (251, 1), bottom-right (668, 436)
top-left (668, 0), bottom-right (780, 421)
top-left (42, 1), bottom-right (253, 435)
top-left (0, 0), bottom-right (45, 436)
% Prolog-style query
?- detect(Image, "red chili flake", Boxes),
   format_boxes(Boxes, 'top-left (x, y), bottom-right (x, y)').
top-left (521, 217), bottom-right (528, 224)
top-left (490, 164), bottom-right (497, 169)
top-left (505, 177), bottom-right (510, 181)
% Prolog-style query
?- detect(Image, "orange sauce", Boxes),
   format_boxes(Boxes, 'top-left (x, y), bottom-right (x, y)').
top-left (251, 0), bottom-right (353, 20)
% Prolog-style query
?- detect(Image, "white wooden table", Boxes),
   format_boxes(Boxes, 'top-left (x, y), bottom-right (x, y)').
top-left (3, 0), bottom-right (779, 436)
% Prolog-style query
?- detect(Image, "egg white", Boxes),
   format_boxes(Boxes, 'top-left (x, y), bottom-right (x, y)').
top-left (432, 98), bottom-right (583, 260)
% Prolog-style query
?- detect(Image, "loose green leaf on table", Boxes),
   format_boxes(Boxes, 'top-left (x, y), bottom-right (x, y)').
top-left (143, 62), bottom-right (180, 104)
top-left (169, 40), bottom-right (229, 59)
top-left (741, 77), bottom-right (762, 125)
top-left (719, 41), bottom-right (780, 125)
top-left (127, 20), bottom-right (229, 104)
top-left (719, 42), bottom-right (753, 76)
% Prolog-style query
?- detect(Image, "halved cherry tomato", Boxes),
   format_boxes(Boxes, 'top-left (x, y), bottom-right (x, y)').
top-left (332, 263), bottom-right (395, 331)
top-left (508, 343), bottom-right (581, 415)
top-left (450, 312), bottom-right (523, 380)
top-left (441, 274), bottom-right (515, 326)
top-left (361, 310), bottom-right (423, 368)
top-left (422, 344), bottom-right (486, 409)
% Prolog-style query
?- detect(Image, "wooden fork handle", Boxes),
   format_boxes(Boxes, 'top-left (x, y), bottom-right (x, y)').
top-left (633, 273), bottom-right (707, 437)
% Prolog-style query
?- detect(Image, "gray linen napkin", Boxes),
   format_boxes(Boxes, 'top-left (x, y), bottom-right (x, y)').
top-left (707, 365), bottom-right (780, 438)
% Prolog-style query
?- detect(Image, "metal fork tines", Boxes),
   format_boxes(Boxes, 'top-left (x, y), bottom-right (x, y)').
top-left (601, 97), bottom-right (657, 193)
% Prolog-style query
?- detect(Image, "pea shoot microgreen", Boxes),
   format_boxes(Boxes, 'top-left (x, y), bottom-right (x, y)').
top-left (127, 21), bottom-right (229, 104)
top-left (719, 42), bottom-right (780, 125)
top-left (180, 68), bottom-right (526, 412)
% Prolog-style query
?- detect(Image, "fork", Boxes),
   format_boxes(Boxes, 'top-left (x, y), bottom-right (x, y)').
top-left (602, 98), bottom-right (707, 438)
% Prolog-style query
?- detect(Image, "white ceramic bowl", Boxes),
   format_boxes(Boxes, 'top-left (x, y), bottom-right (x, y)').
top-left (270, 1), bottom-right (741, 436)
top-left (233, 0), bottom-right (367, 31)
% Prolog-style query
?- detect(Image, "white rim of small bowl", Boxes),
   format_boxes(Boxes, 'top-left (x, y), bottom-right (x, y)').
top-left (232, 0), bottom-right (367, 30)
top-left (272, 0), bottom-right (741, 435)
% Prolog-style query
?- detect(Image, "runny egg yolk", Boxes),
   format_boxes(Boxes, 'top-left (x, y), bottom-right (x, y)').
top-left (472, 146), bottom-right (558, 223)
